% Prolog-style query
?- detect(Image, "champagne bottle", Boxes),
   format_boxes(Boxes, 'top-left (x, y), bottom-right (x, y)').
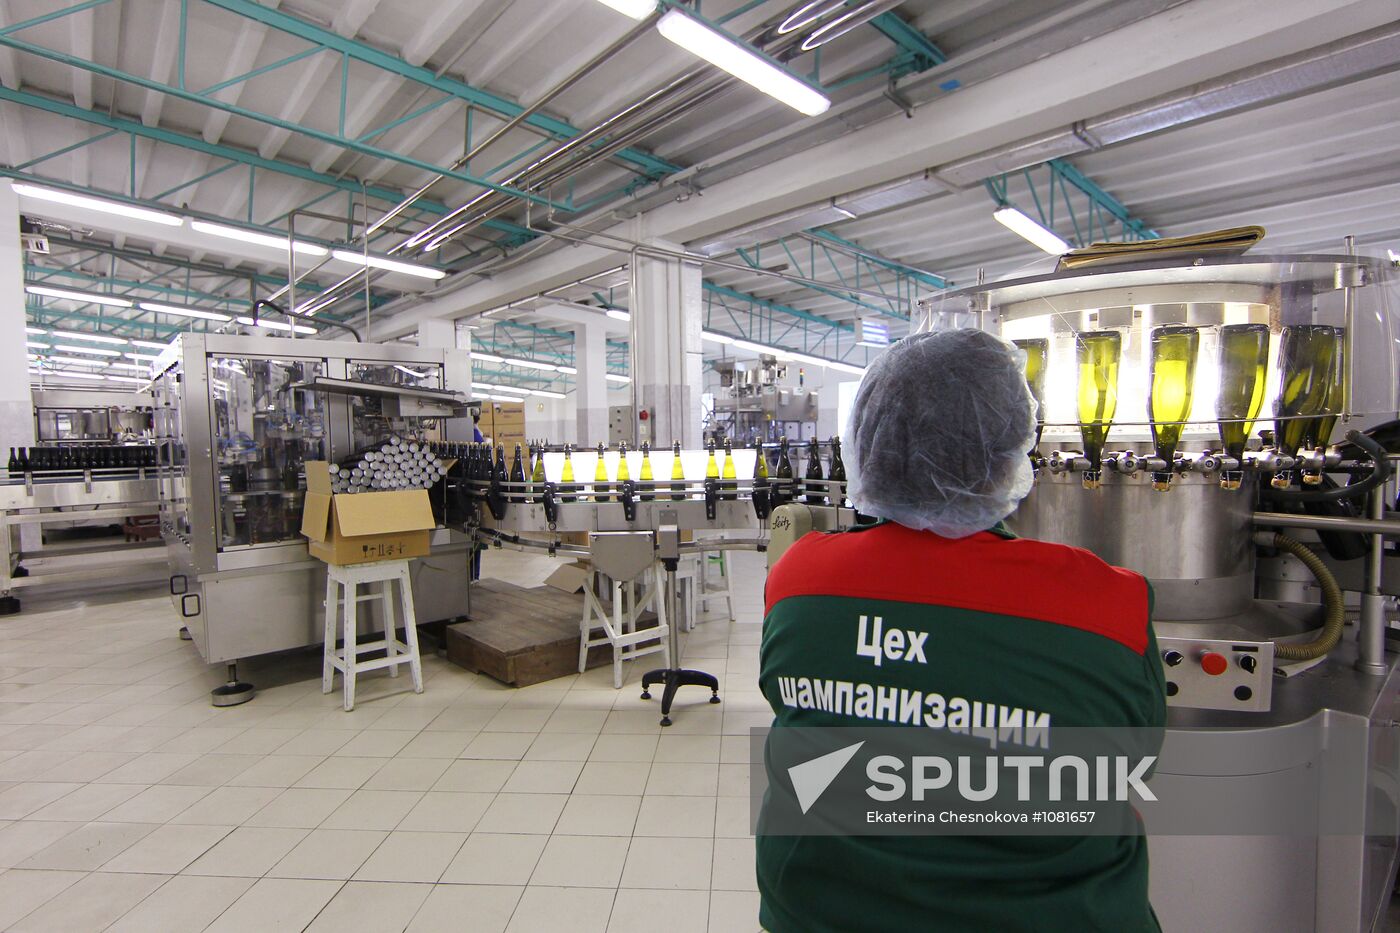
top-left (560, 444), bottom-right (577, 503)
top-left (705, 440), bottom-right (720, 497)
top-left (670, 440), bottom-right (686, 500)
top-left (828, 437), bottom-right (846, 507)
top-left (1216, 323), bottom-right (1270, 489)
top-left (6, 448), bottom-right (16, 474)
top-left (1273, 324), bottom-right (1337, 488)
top-left (639, 442), bottom-right (655, 501)
top-left (1307, 328), bottom-right (1347, 454)
top-left (1147, 325), bottom-right (1200, 490)
top-left (775, 436), bottom-right (795, 504)
top-left (495, 445), bottom-right (508, 487)
top-left (1075, 331), bottom-right (1121, 489)
top-left (721, 439), bottom-right (737, 500)
top-left (616, 441), bottom-right (631, 496)
top-left (754, 441), bottom-right (769, 481)
top-left (17, 447), bottom-right (29, 473)
top-left (509, 444), bottom-right (526, 502)
top-left (530, 442), bottom-right (546, 502)
top-left (594, 443), bottom-right (610, 503)
top-left (1013, 338), bottom-right (1049, 453)
top-left (803, 437), bottom-right (826, 504)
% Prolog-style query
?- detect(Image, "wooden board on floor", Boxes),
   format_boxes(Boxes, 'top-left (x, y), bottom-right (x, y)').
top-left (445, 579), bottom-right (656, 687)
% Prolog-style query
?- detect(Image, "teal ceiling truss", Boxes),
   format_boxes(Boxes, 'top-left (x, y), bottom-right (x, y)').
top-left (984, 157), bottom-right (1161, 247)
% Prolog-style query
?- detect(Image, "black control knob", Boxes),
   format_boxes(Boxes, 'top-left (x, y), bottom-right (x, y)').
top-left (1238, 655), bottom-right (1257, 674)
top-left (1162, 650), bottom-right (1184, 667)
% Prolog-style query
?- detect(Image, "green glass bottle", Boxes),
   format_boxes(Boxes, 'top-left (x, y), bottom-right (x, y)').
top-left (720, 439), bottom-right (737, 500)
top-left (828, 436), bottom-right (847, 507)
top-left (1273, 324), bottom-right (1338, 487)
top-left (593, 443), bottom-right (610, 503)
top-left (509, 444), bottom-right (526, 502)
top-left (1307, 328), bottom-right (1347, 451)
top-left (1216, 324), bottom-right (1270, 459)
top-left (803, 437), bottom-right (826, 505)
top-left (1076, 331), bottom-right (1121, 489)
top-left (1147, 325), bottom-right (1200, 490)
top-left (1013, 338), bottom-right (1049, 453)
top-left (639, 442), bottom-right (655, 501)
top-left (775, 436), bottom-right (795, 504)
top-left (669, 440), bottom-right (686, 500)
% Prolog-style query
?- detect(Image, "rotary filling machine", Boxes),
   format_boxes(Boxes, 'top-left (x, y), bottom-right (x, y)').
top-left (921, 249), bottom-right (1400, 933)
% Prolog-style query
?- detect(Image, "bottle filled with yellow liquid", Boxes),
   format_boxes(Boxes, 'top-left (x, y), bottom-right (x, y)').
top-left (1076, 331), bottom-right (1122, 489)
top-left (560, 444), bottom-right (577, 503)
top-left (1216, 323), bottom-right (1270, 489)
top-left (1303, 328), bottom-right (1347, 484)
top-left (530, 442), bottom-right (545, 502)
top-left (1273, 324), bottom-right (1338, 488)
top-left (1147, 325), bottom-right (1199, 490)
top-left (670, 440), bottom-right (686, 500)
top-left (593, 443), bottom-right (610, 503)
top-left (721, 439), bottom-right (738, 500)
top-left (616, 441), bottom-right (631, 494)
top-left (705, 440), bottom-right (720, 495)
top-left (1013, 338), bottom-right (1048, 455)
top-left (639, 442), bottom-right (655, 501)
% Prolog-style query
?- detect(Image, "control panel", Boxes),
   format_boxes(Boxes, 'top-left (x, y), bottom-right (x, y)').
top-left (1157, 636), bottom-right (1274, 712)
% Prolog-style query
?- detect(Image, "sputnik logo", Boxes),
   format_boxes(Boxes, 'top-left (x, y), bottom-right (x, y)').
top-left (787, 741), bottom-right (864, 814)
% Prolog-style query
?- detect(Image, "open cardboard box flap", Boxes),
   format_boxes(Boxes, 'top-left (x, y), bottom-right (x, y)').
top-left (333, 489), bottom-right (435, 536)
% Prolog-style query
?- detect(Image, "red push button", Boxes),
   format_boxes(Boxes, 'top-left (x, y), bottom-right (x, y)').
top-left (1201, 652), bottom-right (1229, 676)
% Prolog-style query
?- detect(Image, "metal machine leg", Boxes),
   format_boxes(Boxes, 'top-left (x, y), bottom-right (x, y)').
top-left (640, 558), bottom-right (721, 726)
top-left (211, 661), bottom-right (255, 707)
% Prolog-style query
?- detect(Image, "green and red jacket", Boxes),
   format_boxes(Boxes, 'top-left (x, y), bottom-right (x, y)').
top-left (758, 521), bottom-right (1167, 933)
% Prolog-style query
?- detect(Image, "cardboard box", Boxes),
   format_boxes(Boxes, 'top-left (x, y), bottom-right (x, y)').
top-left (301, 461), bottom-right (436, 565)
top-left (544, 560), bottom-right (592, 594)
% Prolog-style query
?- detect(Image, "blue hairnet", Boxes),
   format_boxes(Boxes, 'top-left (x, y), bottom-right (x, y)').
top-left (845, 329), bottom-right (1036, 538)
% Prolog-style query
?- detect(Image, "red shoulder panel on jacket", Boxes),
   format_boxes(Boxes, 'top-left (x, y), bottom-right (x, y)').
top-left (765, 523), bottom-right (1150, 654)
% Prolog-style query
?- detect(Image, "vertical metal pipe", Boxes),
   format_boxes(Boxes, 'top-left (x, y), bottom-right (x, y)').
top-left (1356, 485), bottom-right (1388, 674)
top-left (286, 210), bottom-right (297, 340)
top-left (1342, 235), bottom-right (1355, 423)
top-left (629, 249), bottom-right (640, 449)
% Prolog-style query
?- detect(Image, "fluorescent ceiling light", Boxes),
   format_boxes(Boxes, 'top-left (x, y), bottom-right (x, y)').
top-left (26, 285), bottom-right (132, 308)
top-left (49, 370), bottom-right (107, 381)
top-left (656, 9), bottom-right (831, 117)
top-left (529, 389), bottom-right (567, 399)
top-left (190, 220), bottom-right (328, 257)
top-left (702, 331), bottom-right (736, 345)
top-left (556, 365), bottom-right (578, 375)
top-left (330, 249), bottom-right (446, 280)
top-left (591, 0), bottom-right (656, 19)
top-left (49, 355), bottom-right (110, 367)
top-left (472, 352), bottom-right (504, 364)
top-left (55, 344), bottom-right (122, 357)
top-left (605, 373), bottom-right (631, 383)
top-left (993, 205), bottom-right (1071, 255)
top-left (488, 393), bottom-right (527, 402)
top-left (138, 301), bottom-right (232, 322)
top-left (108, 362), bottom-right (146, 371)
top-left (26, 341), bottom-right (48, 350)
top-left (104, 374), bottom-right (147, 384)
top-left (235, 316), bottom-right (318, 335)
top-left (606, 309), bottom-right (631, 322)
top-left (732, 338), bottom-right (791, 359)
top-left (130, 340), bottom-right (173, 350)
top-left (25, 326), bottom-right (46, 335)
top-left (503, 357), bottom-right (557, 372)
top-left (124, 353), bottom-right (160, 361)
top-left (51, 330), bottom-right (128, 345)
top-left (13, 183), bottom-right (182, 226)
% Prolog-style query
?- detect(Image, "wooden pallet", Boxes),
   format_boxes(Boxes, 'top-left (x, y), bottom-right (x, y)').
top-left (445, 579), bottom-right (655, 687)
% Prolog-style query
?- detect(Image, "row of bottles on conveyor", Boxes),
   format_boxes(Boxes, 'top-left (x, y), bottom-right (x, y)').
top-left (448, 436), bottom-right (849, 507)
top-left (7, 445), bottom-right (157, 474)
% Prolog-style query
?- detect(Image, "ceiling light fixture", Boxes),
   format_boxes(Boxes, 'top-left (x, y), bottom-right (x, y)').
top-left (190, 220), bottom-right (328, 257)
top-left (124, 353), bottom-right (160, 361)
top-left (472, 352), bottom-right (505, 364)
top-left (605, 373), bottom-right (631, 383)
top-left (12, 182), bottom-right (182, 226)
top-left (591, 0), bottom-right (656, 19)
top-left (26, 285), bottom-right (133, 307)
top-left (105, 374), bottom-right (147, 384)
top-left (330, 249), bottom-right (447, 280)
top-left (47, 370), bottom-right (107, 381)
top-left (529, 389), bottom-right (567, 399)
top-left (235, 316), bottom-right (318, 335)
top-left (138, 301), bottom-right (232, 322)
top-left (107, 362), bottom-right (146, 371)
top-left (992, 205), bottom-right (1071, 255)
top-left (25, 326), bottom-right (46, 335)
top-left (54, 344), bottom-right (122, 357)
top-left (26, 341), bottom-right (48, 350)
top-left (605, 309), bottom-right (631, 322)
top-left (51, 330), bottom-right (129, 345)
top-left (48, 355), bottom-right (110, 367)
top-left (502, 357), bottom-right (557, 372)
top-left (130, 340), bottom-right (174, 351)
top-left (701, 331), bottom-right (735, 345)
top-left (556, 366), bottom-right (578, 375)
top-left (656, 9), bottom-right (831, 116)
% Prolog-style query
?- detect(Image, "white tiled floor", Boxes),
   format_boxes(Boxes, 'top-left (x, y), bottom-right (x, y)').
top-left (0, 548), bottom-right (766, 932)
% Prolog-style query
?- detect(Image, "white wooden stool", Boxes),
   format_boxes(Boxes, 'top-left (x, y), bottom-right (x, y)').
top-left (579, 563), bottom-right (671, 688)
top-left (323, 559), bottom-right (423, 711)
top-left (698, 547), bottom-right (736, 622)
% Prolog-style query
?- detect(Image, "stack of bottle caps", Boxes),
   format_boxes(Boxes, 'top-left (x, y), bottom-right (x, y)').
top-left (328, 436), bottom-right (447, 493)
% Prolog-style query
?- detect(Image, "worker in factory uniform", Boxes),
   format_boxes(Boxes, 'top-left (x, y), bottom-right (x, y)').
top-left (757, 329), bottom-right (1167, 933)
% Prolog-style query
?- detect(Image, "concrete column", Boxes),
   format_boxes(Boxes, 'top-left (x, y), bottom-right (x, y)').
top-left (417, 317), bottom-right (472, 441)
top-left (572, 321), bottom-right (608, 445)
top-left (630, 240), bottom-right (703, 449)
top-left (0, 182), bottom-right (33, 451)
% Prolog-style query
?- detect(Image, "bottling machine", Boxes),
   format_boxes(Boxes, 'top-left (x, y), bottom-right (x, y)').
top-left (921, 248), bottom-right (1400, 932)
top-left (150, 333), bottom-right (474, 702)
